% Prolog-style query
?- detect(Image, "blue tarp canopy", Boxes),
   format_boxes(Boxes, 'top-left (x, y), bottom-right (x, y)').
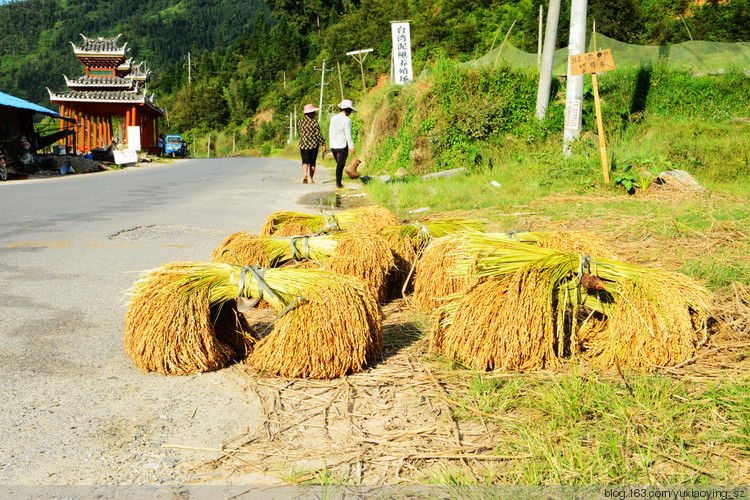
top-left (0, 90), bottom-right (75, 122)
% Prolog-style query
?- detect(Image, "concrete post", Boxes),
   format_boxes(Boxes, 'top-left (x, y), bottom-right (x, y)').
top-left (535, 0), bottom-right (561, 120)
top-left (564, 0), bottom-right (588, 155)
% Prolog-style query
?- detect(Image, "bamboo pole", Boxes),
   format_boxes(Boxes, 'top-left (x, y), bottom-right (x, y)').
top-left (592, 22), bottom-right (610, 184)
top-left (592, 73), bottom-right (609, 184)
top-left (494, 20), bottom-right (517, 66)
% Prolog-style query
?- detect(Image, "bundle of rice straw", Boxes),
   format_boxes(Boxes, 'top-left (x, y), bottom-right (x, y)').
top-left (579, 273), bottom-right (711, 370)
top-left (210, 232), bottom-right (271, 267)
top-left (412, 234), bottom-right (477, 311)
top-left (260, 211), bottom-right (324, 237)
top-left (337, 205), bottom-right (399, 234)
top-left (325, 231), bottom-right (395, 303)
top-left (430, 269), bottom-right (560, 371)
top-left (381, 218), bottom-right (485, 296)
top-left (249, 273), bottom-right (382, 378)
top-left (521, 230), bottom-right (617, 259)
top-left (137, 263), bottom-right (383, 379)
top-left (210, 232), bottom-right (338, 267)
top-left (124, 262), bottom-right (256, 375)
top-left (436, 233), bottom-right (713, 371)
top-left (260, 206), bottom-right (398, 238)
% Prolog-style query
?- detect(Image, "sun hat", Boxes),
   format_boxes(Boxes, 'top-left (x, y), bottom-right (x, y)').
top-left (303, 103), bottom-right (319, 113)
top-left (337, 99), bottom-right (357, 112)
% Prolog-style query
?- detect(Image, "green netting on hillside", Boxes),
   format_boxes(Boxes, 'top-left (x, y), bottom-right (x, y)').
top-left (467, 34), bottom-right (750, 74)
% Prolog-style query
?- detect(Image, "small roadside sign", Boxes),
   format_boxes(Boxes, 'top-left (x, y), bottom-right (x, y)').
top-left (570, 49), bottom-right (615, 76)
top-left (568, 48), bottom-right (616, 184)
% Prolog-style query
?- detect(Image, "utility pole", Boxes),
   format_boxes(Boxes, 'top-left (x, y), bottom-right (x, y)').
top-left (293, 106), bottom-right (297, 138)
top-left (538, 5), bottom-right (543, 69)
top-left (337, 62), bottom-right (344, 100)
top-left (314, 60), bottom-right (333, 122)
top-left (346, 48), bottom-right (374, 95)
top-left (187, 52), bottom-right (191, 84)
top-left (535, 0), bottom-right (561, 120)
top-left (564, 0), bottom-right (588, 155)
top-left (288, 112), bottom-right (293, 144)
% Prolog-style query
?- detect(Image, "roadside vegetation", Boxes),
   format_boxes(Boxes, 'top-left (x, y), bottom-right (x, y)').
top-left (319, 59), bottom-right (749, 485)
top-left (188, 60), bottom-right (750, 486)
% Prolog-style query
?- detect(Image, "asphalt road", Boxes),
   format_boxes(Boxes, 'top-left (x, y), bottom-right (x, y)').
top-left (0, 157), bottom-right (332, 485)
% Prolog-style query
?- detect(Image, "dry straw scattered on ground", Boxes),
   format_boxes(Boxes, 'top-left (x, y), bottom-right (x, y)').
top-left (174, 294), bottom-right (750, 485)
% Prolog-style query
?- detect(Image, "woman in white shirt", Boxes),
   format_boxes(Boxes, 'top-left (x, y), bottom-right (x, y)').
top-left (328, 99), bottom-right (356, 189)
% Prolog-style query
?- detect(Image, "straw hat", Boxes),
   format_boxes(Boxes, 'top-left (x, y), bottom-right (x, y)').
top-left (303, 103), bottom-right (319, 113)
top-left (337, 99), bottom-right (357, 112)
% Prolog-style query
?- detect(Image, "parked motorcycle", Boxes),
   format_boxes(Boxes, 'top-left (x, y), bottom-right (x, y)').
top-left (0, 147), bottom-right (7, 181)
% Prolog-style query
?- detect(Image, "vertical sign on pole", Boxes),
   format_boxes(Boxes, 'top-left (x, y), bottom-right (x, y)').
top-left (391, 21), bottom-right (413, 85)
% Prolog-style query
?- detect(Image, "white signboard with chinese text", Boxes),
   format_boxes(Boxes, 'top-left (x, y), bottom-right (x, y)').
top-left (391, 21), bottom-right (413, 85)
top-left (564, 99), bottom-right (582, 130)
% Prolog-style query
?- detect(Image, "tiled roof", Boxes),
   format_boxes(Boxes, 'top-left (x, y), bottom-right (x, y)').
top-left (47, 88), bottom-right (165, 115)
top-left (49, 89), bottom-right (141, 102)
top-left (115, 60), bottom-right (150, 79)
top-left (72, 34), bottom-right (127, 54)
top-left (128, 62), bottom-right (150, 80)
top-left (64, 75), bottom-right (135, 89)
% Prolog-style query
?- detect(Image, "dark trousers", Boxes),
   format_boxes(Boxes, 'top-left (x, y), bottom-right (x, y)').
top-left (331, 148), bottom-right (349, 187)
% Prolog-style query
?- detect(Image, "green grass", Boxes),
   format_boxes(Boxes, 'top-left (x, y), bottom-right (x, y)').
top-left (433, 367), bottom-right (750, 484)
top-left (360, 109), bottom-right (750, 291)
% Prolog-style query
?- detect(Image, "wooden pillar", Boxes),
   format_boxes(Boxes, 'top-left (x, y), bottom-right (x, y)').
top-left (76, 110), bottom-right (81, 152)
top-left (97, 117), bottom-right (103, 148)
top-left (77, 112), bottom-right (84, 152)
top-left (84, 114), bottom-right (89, 152)
top-left (125, 109), bottom-right (131, 145)
top-left (155, 117), bottom-right (159, 148)
top-left (59, 104), bottom-right (65, 145)
top-left (146, 116), bottom-right (154, 148)
top-left (88, 114), bottom-right (93, 152)
top-left (64, 108), bottom-right (70, 149)
top-left (140, 114), bottom-right (146, 149)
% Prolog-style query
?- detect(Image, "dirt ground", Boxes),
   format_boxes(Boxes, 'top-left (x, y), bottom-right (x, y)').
top-left (5, 152), bottom-right (163, 180)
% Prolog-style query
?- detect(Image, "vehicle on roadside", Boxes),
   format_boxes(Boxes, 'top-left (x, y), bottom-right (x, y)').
top-left (164, 135), bottom-right (188, 158)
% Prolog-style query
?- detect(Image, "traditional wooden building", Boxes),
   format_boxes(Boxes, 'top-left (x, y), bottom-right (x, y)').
top-left (48, 34), bottom-right (164, 153)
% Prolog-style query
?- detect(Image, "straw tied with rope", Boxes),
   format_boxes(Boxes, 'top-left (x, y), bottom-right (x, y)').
top-left (124, 205), bottom-right (717, 379)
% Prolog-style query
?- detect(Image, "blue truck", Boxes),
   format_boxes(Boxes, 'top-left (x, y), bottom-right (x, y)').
top-left (164, 135), bottom-right (188, 157)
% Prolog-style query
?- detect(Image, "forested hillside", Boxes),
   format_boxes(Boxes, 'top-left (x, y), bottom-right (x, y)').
top-left (0, 0), bottom-right (268, 105)
top-left (149, 0), bottom-right (749, 148)
top-left (0, 0), bottom-right (747, 146)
